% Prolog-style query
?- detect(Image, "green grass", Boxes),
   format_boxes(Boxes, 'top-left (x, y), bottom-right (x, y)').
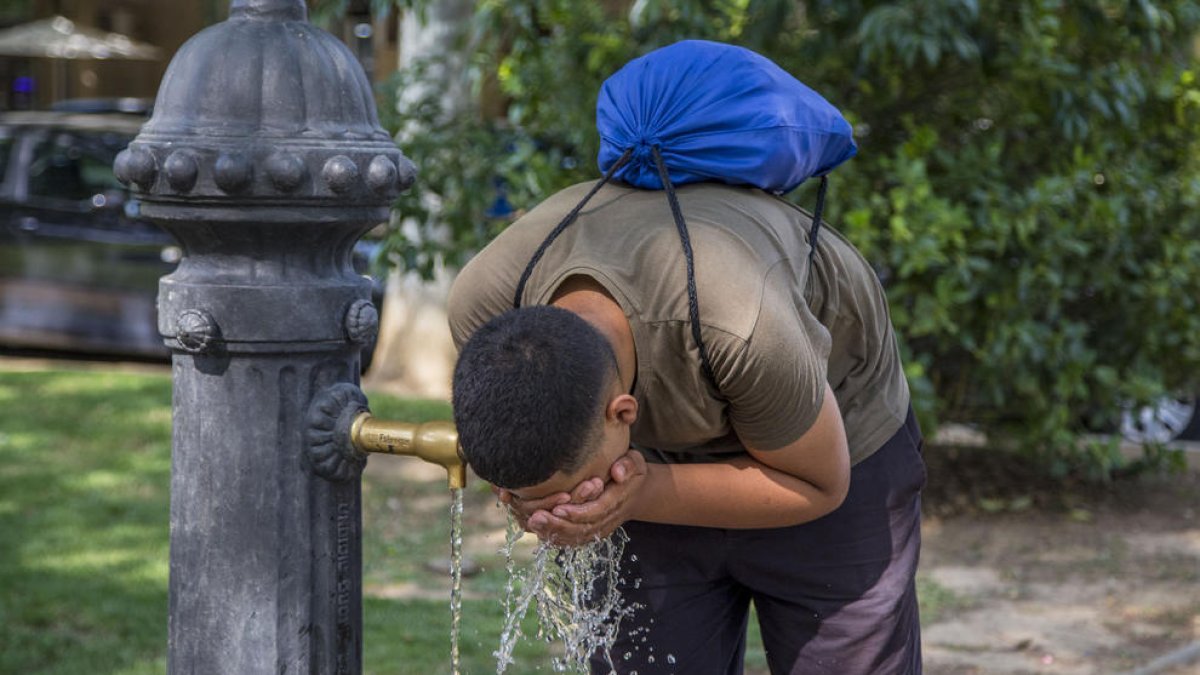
top-left (0, 370), bottom-right (171, 674)
top-left (915, 575), bottom-right (974, 625)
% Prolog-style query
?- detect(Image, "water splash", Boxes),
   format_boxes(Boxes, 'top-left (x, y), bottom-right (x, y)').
top-left (450, 487), bottom-right (465, 675)
top-left (495, 515), bottom-right (639, 673)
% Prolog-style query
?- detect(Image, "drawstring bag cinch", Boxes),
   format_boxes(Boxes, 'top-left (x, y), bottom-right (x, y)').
top-left (514, 40), bottom-right (857, 391)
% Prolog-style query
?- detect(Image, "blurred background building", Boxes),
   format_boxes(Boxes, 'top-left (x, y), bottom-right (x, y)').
top-left (0, 0), bottom-right (400, 110)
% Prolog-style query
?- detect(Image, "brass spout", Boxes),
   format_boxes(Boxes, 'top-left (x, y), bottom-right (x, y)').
top-left (304, 383), bottom-right (466, 489)
top-left (348, 413), bottom-right (467, 489)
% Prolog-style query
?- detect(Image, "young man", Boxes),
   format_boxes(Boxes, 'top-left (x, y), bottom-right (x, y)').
top-left (448, 179), bottom-right (925, 674)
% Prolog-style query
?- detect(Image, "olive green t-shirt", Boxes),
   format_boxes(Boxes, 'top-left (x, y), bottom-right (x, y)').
top-left (447, 180), bottom-right (909, 465)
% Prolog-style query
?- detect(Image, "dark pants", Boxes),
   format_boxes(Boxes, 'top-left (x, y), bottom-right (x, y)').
top-left (591, 410), bottom-right (926, 675)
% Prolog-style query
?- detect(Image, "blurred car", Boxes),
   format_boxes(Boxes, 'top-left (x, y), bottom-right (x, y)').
top-left (0, 103), bottom-right (386, 364)
top-left (1120, 395), bottom-right (1200, 444)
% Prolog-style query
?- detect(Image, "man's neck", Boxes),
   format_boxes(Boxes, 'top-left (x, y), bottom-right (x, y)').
top-left (550, 275), bottom-right (637, 393)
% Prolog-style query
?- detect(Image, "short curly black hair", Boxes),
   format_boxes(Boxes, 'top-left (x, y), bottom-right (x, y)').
top-left (452, 306), bottom-right (617, 489)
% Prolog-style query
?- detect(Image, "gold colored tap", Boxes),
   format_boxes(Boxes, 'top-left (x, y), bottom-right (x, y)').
top-left (348, 413), bottom-right (467, 489)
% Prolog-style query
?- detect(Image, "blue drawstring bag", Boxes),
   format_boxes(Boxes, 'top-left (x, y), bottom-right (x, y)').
top-left (516, 41), bottom-right (857, 392)
top-left (596, 39), bottom-right (856, 194)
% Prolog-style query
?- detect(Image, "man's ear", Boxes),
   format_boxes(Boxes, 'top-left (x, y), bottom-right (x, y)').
top-left (606, 393), bottom-right (638, 426)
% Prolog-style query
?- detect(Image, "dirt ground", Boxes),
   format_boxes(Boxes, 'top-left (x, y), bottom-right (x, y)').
top-left (918, 445), bottom-right (1200, 675)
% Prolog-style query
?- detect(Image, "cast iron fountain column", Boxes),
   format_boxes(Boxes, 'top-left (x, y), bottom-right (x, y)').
top-left (114, 1), bottom-right (415, 671)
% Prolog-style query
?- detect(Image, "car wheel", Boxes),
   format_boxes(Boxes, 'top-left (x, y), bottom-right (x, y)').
top-left (1120, 395), bottom-right (1200, 443)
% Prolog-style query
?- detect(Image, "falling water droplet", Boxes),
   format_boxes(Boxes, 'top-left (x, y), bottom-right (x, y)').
top-left (449, 488), bottom-right (465, 675)
top-left (494, 515), bottom-right (525, 673)
top-left (667, 654), bottom-right (677, 664)
top-left (495, 517), bottom-right (638, 673)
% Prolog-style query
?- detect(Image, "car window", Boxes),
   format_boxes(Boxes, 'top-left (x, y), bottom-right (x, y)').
top-left (27, 131), bottom-right (129, 204)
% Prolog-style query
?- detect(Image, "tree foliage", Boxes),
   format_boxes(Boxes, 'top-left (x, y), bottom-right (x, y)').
top-left (377, 0), bottom-right (1200, 474)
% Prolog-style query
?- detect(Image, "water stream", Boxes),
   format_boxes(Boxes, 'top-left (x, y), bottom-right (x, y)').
top-left (449, 487), bottom-right (465, 675)
top-left (495, 515), bottom-right (640, 673)
top-left (444, 491), bottom-right (648, 673)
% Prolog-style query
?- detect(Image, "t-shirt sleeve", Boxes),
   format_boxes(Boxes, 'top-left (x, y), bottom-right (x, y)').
top-left (446, 270), bottom-right (484, 351)
top-left (446, 251), bottom-right (517, 351)
top-left (715, 267), bottom-right (832, 451)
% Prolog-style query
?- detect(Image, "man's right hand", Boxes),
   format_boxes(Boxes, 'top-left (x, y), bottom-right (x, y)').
top-left (495, 476), bottom-right (606, 532)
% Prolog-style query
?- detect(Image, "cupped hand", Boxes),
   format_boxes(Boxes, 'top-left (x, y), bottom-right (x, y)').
top-left (526, 450), bottom-right (648, 547)
top-left (495, 476), bottom-right (606, 531)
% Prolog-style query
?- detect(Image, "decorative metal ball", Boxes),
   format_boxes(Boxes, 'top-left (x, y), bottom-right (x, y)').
top-left (214, 154), bottom-right (254, 194)
top-left (397, 157), bottom-right (417, 191)
top-left (114, 148), bottom-right (158, 190)
top-left (366, 155), bottom-right (398, 194)
top-left (322, 156), bottom-right (360, 194)
top-left (164, 151), bottom-right (200, 192)
top-left (266, 152), bottom-right (307, 193)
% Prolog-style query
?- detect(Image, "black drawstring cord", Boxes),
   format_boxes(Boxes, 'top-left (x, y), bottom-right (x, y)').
top-left (651, 145), bottom-right (718, 390)
top-left (512, 147), bottom-right (635, 309)
top-left (808, 175), bottom-right (829, 265)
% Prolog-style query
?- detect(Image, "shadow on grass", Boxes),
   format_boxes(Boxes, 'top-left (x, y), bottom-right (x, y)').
top-left (1, 565), bottom-right (169, 674)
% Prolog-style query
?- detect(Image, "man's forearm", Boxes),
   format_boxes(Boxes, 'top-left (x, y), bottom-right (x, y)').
top-left (630, 457), bottom-right (845, 529)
